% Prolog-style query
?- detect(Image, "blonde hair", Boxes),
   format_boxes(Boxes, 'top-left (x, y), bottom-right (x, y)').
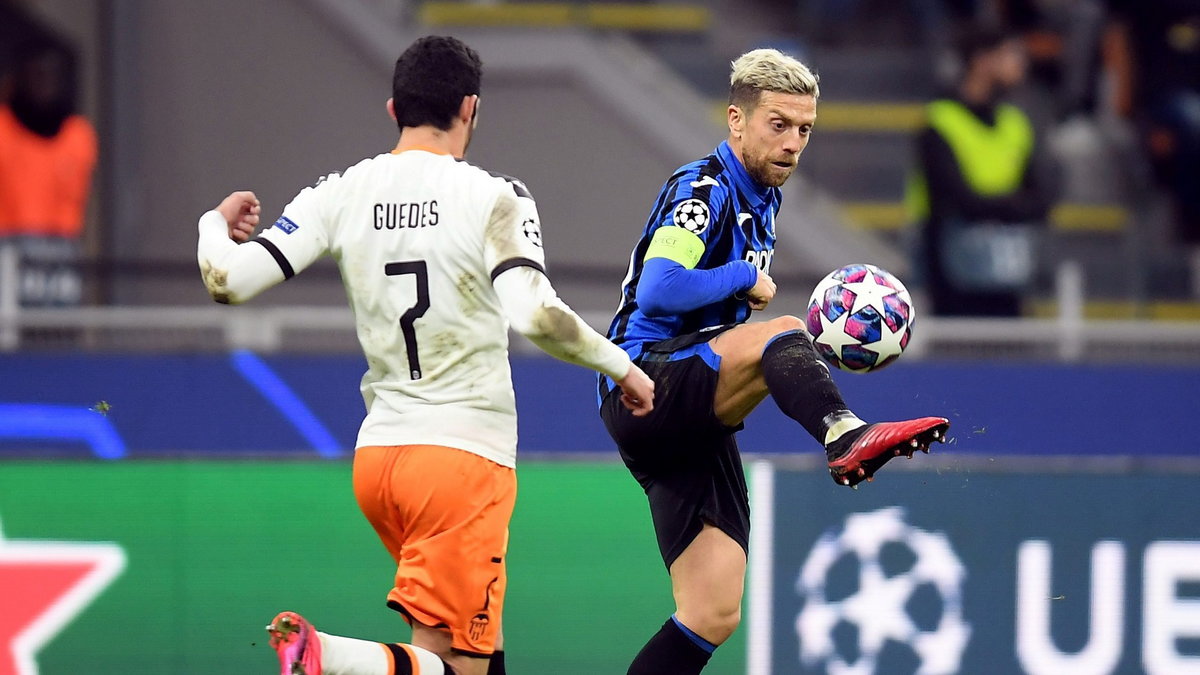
top-left (729, 48), bottom-right (819, 109)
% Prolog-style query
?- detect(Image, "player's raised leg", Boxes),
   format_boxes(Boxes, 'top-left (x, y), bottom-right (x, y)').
top-left (709, 315), bottom-right (823, 426)
top-left (708, 316), bottom-right (949, 486)
top-left (267, 612), bottom-right (453, 675)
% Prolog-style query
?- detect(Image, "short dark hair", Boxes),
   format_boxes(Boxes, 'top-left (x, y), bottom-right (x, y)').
top-left (953, 23), bottom-right (1014, 66)
top-left (391, 36), bottom-right (483, 131)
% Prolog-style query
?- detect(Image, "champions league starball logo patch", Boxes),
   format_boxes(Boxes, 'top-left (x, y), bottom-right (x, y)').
top-left (795, 507), bottom-right (971, 674)
top-left (672, 199), bottom-right (710, 235)
top-left (521, 218), bottom-right (543, 247)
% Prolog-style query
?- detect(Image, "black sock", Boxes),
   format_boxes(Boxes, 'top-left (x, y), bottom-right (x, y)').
top-left (487, 650), bottom-right (505, 675)
top-left (628, 617), bottom-right (714, 675)
top-left (761, 329), bottom-right (850, 442)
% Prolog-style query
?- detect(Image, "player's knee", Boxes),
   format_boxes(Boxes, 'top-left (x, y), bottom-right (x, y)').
top-left (710, 605), bottom-right (742, 644)
top-left (769, 314), bottom-right (805, 336)
top-left (690, 604), bottom-right (741, 645)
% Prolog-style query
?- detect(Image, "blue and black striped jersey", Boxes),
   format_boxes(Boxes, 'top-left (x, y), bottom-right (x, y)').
top-left (606, 140), bottom-right (780, 358)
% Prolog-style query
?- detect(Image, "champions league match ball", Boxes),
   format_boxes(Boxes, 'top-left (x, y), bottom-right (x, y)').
top-left (805, 263), bottom-right (914, 373)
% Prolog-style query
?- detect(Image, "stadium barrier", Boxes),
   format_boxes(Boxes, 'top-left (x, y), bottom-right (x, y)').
top-left (3, 249), bottom-right (1200, 360)
top-left (2, 353), bottom-right (1199, 459)
top-left (4, 301), bottom-right (1200, 360)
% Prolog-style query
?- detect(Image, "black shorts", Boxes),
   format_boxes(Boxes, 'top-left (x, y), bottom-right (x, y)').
top-left (600, 326), bottom-right (750, 568)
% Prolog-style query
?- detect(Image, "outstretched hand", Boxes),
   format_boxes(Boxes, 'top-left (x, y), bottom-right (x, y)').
top-left (215, 191), bottom-right (261, 243)
top-left (617, 363), bottom-right (655, 417)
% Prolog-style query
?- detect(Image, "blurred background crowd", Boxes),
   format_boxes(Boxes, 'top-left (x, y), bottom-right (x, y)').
top-left (1, 0), bottom-right (1198, 354)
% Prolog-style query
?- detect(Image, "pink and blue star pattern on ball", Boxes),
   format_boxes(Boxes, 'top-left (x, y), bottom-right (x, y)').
top-left (805, 263), bottom-right (914, 372)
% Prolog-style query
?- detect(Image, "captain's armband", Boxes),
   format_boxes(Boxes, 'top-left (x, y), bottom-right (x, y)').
top-left (643, 226), bottom-right (705, 270)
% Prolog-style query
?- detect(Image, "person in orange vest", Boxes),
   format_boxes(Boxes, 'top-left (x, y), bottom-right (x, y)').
top-left (0, 38), bottom-right (97, 307)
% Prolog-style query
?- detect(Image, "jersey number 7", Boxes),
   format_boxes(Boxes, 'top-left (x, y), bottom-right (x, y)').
top-left (384, 260), bottom-right (430, 380)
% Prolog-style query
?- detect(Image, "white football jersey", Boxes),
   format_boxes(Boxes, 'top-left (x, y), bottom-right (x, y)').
top-left (256, 149), bottom-right (547, 467)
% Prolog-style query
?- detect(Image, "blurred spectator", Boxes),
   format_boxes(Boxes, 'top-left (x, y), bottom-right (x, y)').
top-left (993, 0), bottom-right (1108, 121)
top-left (0, 21), bottom-right (97, 309)
top-left (802, 0), bottom-right (983, 51)
top-left (1103, 0), bottom-right (1200, 297)
top-left (907, 24), bottom-right (1057, 316)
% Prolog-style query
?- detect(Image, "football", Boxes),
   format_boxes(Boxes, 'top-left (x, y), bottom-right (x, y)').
top-left (805, 263), bottom-right (914, 372)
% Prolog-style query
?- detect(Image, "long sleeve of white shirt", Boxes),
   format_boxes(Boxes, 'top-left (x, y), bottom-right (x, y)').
top-left (493, 265), bottom-right (631, 381)
top-left (196, 210), bottom-right (286, 304)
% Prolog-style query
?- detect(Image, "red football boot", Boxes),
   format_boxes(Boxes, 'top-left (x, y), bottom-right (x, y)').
top-left (826, 417), bottom-right (950, 487)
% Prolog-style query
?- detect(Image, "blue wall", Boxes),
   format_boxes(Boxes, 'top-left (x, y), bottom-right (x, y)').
top-left (1, 353), bottom-right (1197, 457)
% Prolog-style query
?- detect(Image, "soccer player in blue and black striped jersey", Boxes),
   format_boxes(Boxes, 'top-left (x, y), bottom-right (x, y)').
top-left (598, 49), bottom-right (951, 675)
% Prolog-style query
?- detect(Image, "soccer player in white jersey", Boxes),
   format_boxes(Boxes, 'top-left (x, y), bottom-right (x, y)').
top-left (195, 36), bottom-right (654, 675)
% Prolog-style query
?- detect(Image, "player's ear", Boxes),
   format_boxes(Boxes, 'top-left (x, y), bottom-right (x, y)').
top-left (386, 97), bottom-right (397, 123)
top-left (727, 104), bottom-right (744, 138)
top-left (459, 95), bottom-right (479, 127)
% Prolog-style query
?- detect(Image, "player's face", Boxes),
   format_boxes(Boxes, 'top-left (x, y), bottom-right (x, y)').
top-left (733, 91), bottom-right (816, 188)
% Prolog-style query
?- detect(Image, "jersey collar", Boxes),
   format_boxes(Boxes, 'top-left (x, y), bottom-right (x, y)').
top-left (716, 140), bottom-right (775, 209)
top-left (391, 144), bottom-right (452, 156)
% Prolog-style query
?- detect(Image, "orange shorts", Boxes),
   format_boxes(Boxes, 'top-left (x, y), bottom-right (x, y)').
top-left (352, 444), bottom-right (516, 656)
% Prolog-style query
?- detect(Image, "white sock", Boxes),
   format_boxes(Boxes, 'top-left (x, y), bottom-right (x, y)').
top-left (823, 414), bottom-right (867, 445)
top-left (317, 632), bottom-right (390, 675)
top-left (317, 632), bottom-right (447, 675)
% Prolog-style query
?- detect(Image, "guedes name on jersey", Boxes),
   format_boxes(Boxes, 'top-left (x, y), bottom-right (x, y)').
top-left (374, 201), bottom-right (439, 230)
